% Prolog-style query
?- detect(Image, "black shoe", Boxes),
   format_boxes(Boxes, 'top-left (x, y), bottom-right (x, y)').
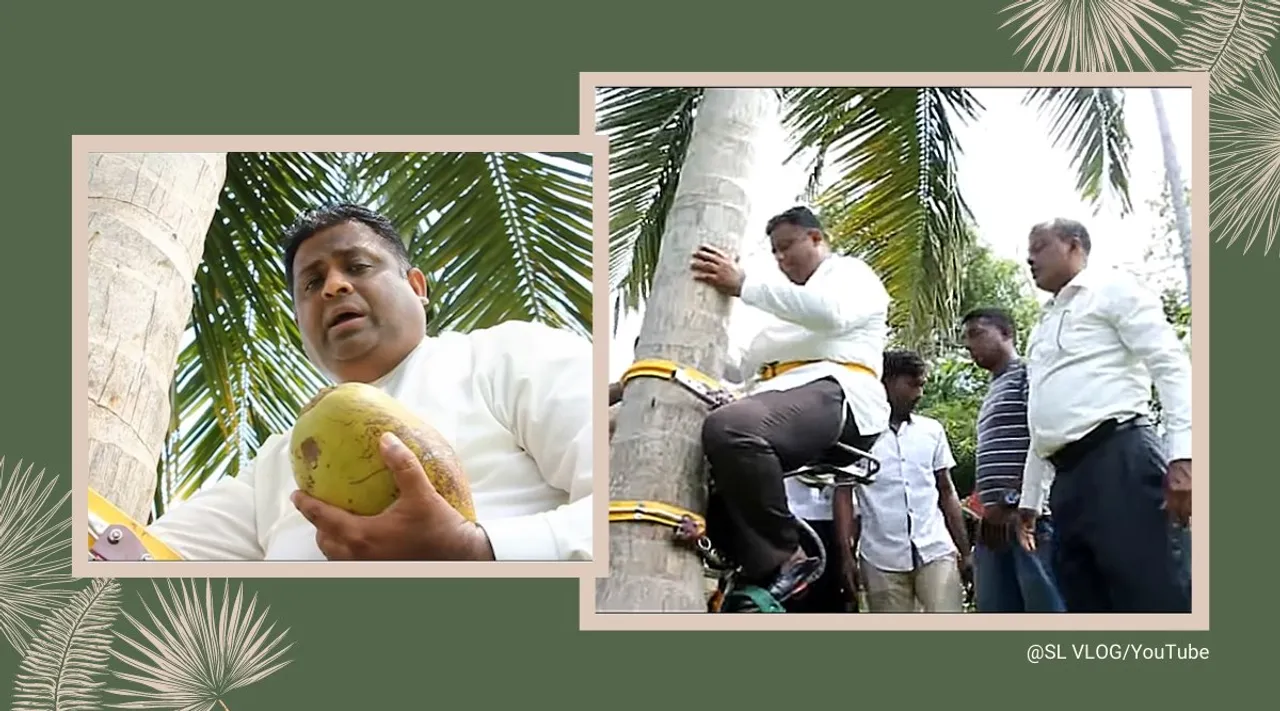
top-left (766, 556), bottom-right (822, 603)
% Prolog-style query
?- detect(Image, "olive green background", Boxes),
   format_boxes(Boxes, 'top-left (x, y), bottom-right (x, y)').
top-left (1, 0), bottom-right (1269, 706)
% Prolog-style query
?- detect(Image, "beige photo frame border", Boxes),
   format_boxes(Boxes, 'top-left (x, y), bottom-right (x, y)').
top-left (72, 134), bottom-right (612, 581)
top-left (578, 71), bottom-right (1210, 632)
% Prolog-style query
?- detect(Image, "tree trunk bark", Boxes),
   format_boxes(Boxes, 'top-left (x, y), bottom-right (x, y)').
top-left (1150, 89), bottom-right (1192, 302)
top-left (87, 152), bottom-right (227, 523)
top-left (596, 88), bottom-right (777, 612)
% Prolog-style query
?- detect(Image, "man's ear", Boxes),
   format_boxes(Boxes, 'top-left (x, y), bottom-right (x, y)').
top-left (408, 267), bottom-right (429, 306)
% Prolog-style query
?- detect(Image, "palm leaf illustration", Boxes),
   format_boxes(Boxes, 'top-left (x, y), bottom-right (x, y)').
top-left (1210, 57), bottom-right (1280, 256)
top-left (0, 456), bottom-right (76, 655)
top-left (1172, 0), bottom-right (1280, 93)
top-left (999, 0), bottom-right (1189, 72)
top-left (105, 579), bottom-right (293, 711)
top-left (11, 577), bottom-right (124, 711)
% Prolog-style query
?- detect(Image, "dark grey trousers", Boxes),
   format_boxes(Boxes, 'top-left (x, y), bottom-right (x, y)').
top-left (701, 377), bottom-right (877, 582)
top-left (1048, 421), bottom-right (1190, 613)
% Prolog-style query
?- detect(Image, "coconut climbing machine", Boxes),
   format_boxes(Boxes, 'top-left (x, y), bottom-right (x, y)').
top-left (608, 357), bottom-right (881, 613)
top-left (87, 487), bottom-right (183, 561)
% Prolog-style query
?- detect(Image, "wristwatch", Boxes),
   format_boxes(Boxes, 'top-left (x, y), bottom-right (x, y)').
top-left (1002, 490), bottom-right (1020, 508)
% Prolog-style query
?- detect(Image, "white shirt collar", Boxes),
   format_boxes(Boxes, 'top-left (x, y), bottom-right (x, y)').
top-left (1048, 264), bottom-right (1101, 305)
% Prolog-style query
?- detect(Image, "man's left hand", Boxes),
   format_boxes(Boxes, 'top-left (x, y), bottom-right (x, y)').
top-left (291, 432), bottom-right (495, 561)
top-left (691, 244), bottom-right (745, 296)
top-left (1165, 458), bottom-right (1192, 526)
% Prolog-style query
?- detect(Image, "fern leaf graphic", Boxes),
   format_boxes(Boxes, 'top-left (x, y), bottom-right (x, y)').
top-left (1172, 0), bottom-right (1280, 92)
top-left (0, 456), bottom-right (76, 655)
top-left (11, 577), bottom-right (124, 711)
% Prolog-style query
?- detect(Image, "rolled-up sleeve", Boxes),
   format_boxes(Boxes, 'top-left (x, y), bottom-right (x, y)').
top-left (475, 322), bottom-right (594, 560)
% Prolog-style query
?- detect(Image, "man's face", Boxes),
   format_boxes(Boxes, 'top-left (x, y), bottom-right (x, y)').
top-left (768, 223), bottom-right (823, 284)
top-left (886, 373), bottom-right (926, 416)
top-left (291, 220), bottom-right (427, 383)
top-left (961, 318), bottom-right (1008, 371)
top-left (1026, 229), bottom-right (1077, 292)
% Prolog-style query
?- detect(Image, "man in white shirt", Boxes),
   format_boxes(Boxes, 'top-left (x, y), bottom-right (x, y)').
top-left (688, 206), bottom-right (890, 605)
top-left (145, 203), bottom-right (594, 562)
top-left (854, 350), bottom-right (971, 613)
top-left (1016, 218), bottom-right (1190, 612)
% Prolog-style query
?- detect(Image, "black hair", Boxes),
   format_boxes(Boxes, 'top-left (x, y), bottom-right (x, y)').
top-left (883, 349), bottom-right (927, 381)
top-left (961, 307), bottom-right (1015, 339)
top-left (1032, 218), bottom-right (1092, 254)
top-left (765, 205), bottom-right (825, 237)
top-left (282, 203), bottom-right (413, 294)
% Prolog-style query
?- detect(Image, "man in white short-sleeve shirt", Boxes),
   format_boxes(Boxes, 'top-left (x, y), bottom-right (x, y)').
top-left (854, 350), bottom-right (971, 613)
top-left (145, 203), bottom-right (593, 562)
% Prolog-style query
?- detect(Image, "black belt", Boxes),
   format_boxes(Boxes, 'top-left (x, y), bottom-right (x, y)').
top-left (1048, 416), bottom-right (1150, 472)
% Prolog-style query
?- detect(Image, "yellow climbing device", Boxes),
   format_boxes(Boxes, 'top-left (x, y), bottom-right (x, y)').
top-left (88, 487), bottom-right (183, 561)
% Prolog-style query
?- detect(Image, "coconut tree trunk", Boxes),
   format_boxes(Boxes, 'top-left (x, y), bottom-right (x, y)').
top-left (596, 88), bottom-right (777, 612)
top-left (1150, 89), bottom-right (1192, 302)
top-left (87, 152), bottom-right (228, 523)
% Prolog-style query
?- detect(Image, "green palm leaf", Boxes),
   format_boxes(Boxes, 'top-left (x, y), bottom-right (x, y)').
top-left (1024, 87), bottom-right (1134, 215)
top-left (0, 457), bottom-right (75, 655)
top-left (366, 152), bottom-right (594, 340)
top-left (596, 88), bottom-right (703, 315)
top-left (12, 577), bottom-right (123, 711)
top-left (784, 88), bottom-right (982, 352)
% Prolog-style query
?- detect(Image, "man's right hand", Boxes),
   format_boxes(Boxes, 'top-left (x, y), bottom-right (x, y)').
top-left (1016, 508), bottom-right (1038, 552)
top-left (979, 505), bottom-right (1016, 550)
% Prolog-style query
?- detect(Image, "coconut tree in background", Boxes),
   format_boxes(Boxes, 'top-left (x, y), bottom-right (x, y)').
top-left (88, 151), bottom-right (594, 524)
top-left (89, 152), bottom-right (229, 527)
top-left (1149, 88), bottom-right (1193, 301)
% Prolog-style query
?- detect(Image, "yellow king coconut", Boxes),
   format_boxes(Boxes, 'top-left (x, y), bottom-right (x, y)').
top-left (289, 382), bottom-right (476, 520)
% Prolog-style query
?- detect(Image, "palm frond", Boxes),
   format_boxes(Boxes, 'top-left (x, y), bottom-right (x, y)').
top-left (785, 88), bottom-right (981, 351)
top-left (367, 152), bottom-right (595, 340)
top-left (1172, 0), bottom-right (1280, 92)
top-left (106, 579), bottom-right (293, 711)
top-left (0, 456), bottom-right (75, 655)
top-left (12, 577), bottom-right (123, 711)
top-left (999, 0), bottom-right (1189, 72)
top-left (1024, 87), bottom-right (1134, 215)
top-left (1210, 57), bottom-right (1280, 256)
top-left (596, 88), bottom-right (703, 313)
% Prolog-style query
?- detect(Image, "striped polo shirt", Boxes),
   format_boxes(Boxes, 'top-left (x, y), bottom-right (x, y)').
top-left (975, 358), bottom-right (1040, 511)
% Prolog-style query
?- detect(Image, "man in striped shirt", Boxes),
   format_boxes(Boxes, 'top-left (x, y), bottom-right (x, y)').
top-left (961, 308), bottom-right (1065, 613)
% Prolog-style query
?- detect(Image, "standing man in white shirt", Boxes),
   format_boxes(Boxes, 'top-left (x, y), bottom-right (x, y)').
top-left (688, 206), bottom-right (890, 605)
top-left (145, 203), bottom-right (594, 562)
top-left (854, 350), bottom-right (972, 613)
top-left (1016, 218), bottom-right (1191, 612)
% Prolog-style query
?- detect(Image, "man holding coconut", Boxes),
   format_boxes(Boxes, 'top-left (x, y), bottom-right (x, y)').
top-left (145, 203), bottom-right (594, 562)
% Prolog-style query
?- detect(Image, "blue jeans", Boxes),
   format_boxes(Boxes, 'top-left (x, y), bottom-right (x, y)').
top-left (974, 517), bottom-right (1067, 613)
top-left (1170, 521), bottom-right (1191, 602)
